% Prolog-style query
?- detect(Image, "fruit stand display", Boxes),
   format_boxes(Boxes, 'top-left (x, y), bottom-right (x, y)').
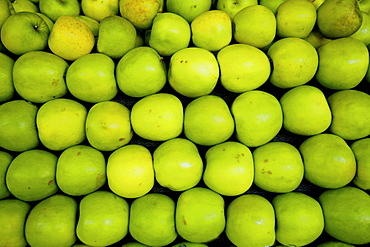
top-left (0, 0), bottom-right (370, 246)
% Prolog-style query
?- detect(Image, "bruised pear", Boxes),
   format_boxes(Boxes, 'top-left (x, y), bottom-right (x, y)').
top-left (317, 0), bottom-right (363, 38)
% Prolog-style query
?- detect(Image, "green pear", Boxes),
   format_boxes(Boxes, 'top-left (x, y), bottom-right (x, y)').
top-left (107, 144), bottom-right (154, 198)
top-left (129, 193), bottom-right (177, 246)
top-left (81, 0), bottom-right (119, 22)
top-left (25, 194), bottom-right (78, 247)
top-left (168, 47), bottom-right (219, 97)
top-left (303, 30), bottom-right (332, 49)
top-left (39, 0), bottom-right (80, 22)
top-left (75, 15), bottom-right (100, 37)
top-left (77, 191), bottom-right (129, 246)
top-left (66, 53), bottom-right (118, 103)
top-left (317, 241), bottom-right (355, 247)
top-left (317, 0), bottom-right (363, 38)
top-left (122, 243), bottom-right (149, 247)
top-left (12, 0), bottom-right (38, 13)
top-left (191, 10), bottom-right (232, 52)
top-left (166, 0), bottom-right (211, 22)
top-left (217, 43), bottom-right (271, 93)
top-left (0, 199), bottom-right (31, 247)
top-left (36, 98), bottom-right (87, 151)
top-left (153, 138), bottom-right (203, 191)
top-left (119, 0), bottom-right (163, 30)
top-left (253, 142), bottom-right (304, 193)
top-left (172, 243), bottom-right (208, 247)
top-left (130, 93), bottom-right (183, 141)
top-left (86, 101), bottom-right (133, 152)
top-left (299, 133), bottom-right (356, 189)
top-left (328, 89), bottom-right (370, 140)
top-left (116, 46), bottom-right (166, 97)
top-left (175, 187), bottom-right (225, 243)
top-left (231, 90), bottom-right (283, 147)
top-left (350, 11), bottom-right (370, 46)
top-left (184, 95), bottom-right (234, 146)
top-left (276, 0), bottom-right (317, 38)
top-left (36, 12), bottom-right (54, 32)
top-left (48, 15), bottom-right (95, 61)
top-left (226, 194), bottom-right (275, 247)
top-left (0, 0), bottom-right (15, 29)
top-left (6, 149), bottom-right (58, 201)
top-left (0, 151), bottom-right (12, 199)
top-left (233, 4), bottom-right (276, 49)
top-left (13, 51), bottom-right (68, 103)
top-left (316, 37), bottom-right (369, 90)
top-left (1, 12), bottom-right (50, 56)
top-left (216, 0), bottom-right (258, 19)
top-left (267, 37), bottom-right (318, 88)
top-left (272, 192), bottom-right (324, 246)
top-left (56, 145), bottom-right (106, 196)
top-left (279, 85), bottom-right (332, 136)
top-left (319, 186), bottom-right (370, 245)
top-left (0, 100), bottom-right (39, 152)
top-left (0, 52), bottom-right (14, 102)
top-left (358, 0), bottom-right (370, 12)
top-left (259, 0), bottom-right (288, 14)
top-left (351, 138), bottom-right (370, 190)
top-left (148, 12), bottom-right (191, 56)
top-left (203, 141), bottom-right (254, 196)
top-left (97, 15), bottom-right (137, 59)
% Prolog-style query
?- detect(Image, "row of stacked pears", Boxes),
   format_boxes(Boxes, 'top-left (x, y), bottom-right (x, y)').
top-left (1, 0), bottom-right (370, 246)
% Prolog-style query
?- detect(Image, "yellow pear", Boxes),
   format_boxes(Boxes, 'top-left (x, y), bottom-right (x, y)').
top-left (107, 144), bottom-right (154, 198)
top-left (153, 138), bottom-right (203, 191)
top-left (119, 0), bottom-right (163, 30)
top-left (48, 15), bottom-right (95, 61)
top-left (191, 10), bottom-right (232, 52)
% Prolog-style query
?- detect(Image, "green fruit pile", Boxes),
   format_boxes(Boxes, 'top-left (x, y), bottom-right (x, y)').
top-left (1, 0), bottom-right (370, 246)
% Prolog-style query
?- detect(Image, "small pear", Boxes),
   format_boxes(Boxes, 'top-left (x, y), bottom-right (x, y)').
top-left (317, 0), bottom-right (363, 38)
